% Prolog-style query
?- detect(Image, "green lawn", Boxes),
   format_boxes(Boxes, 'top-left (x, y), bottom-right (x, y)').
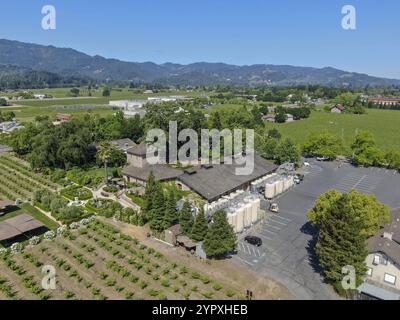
top-left (1, 88), bottom-right (204, 121)
top-left (267, 109), bottom-right (400, 153)
top-left (0, 203), bottom-right (59, 230)
top-left (126, 193), bottom-right (145, 208)
top-left (0, 105), bottom-right (116, 122)
top-left (205, 103), bottom-right (249, 114)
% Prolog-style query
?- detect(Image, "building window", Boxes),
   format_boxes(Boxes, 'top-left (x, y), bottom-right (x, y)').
top-left (367, 268), bottom-right (373, 277)
top-left (373, 254), bottom-right (388, 265)
top-left (384, 273), bottom-right (396, 285)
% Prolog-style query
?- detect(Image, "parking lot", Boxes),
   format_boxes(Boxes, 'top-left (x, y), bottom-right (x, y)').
top-left (234, 159), bottom-right (400, 300)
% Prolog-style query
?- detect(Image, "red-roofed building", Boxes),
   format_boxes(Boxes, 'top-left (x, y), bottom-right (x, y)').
top-left (368, 96), bottom-right (400, 106)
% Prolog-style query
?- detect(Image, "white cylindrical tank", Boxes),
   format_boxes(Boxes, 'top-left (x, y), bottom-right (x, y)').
top-left (275, 179), bottom-right (284, 195)
top-left (243, 203), bottom-right (252, 228)
top-left (230, 212), bottom-right (238, 233)
top-left (283, 177), bottom-right (291, 192)
top-left (252, 198), bottom-right (260, 223)
top-left (227, 210), bottom-right (234, 229)
top-left (265, 183), bottom-right (276, 199)
top-left (236, 206), bottom-right (245, 233)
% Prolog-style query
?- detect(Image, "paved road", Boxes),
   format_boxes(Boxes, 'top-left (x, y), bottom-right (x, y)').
top-left (234, 159), bottom-right (400, 300)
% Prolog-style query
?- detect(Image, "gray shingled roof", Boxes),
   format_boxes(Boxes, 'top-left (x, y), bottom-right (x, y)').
top-left (177, 154), bottom-right (278, 202)
top-left (127, 144), bottom-right (148, 156)
top-left (110, 139), bottom-right (137, 150)
top-left (0, 214), bottom-right (45, 241)
top-left (368, 210), bottom-right (400, 265)
top-left (123, 164), bottom-right (183, 182)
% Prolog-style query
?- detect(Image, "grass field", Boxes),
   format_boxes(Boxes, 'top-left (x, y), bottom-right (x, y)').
top-left (1, 88), bottom-right (204, 121)
top-left (267, 109), bottom-right (400, 153)
top-left (0, 105), bottom-right (116, 122)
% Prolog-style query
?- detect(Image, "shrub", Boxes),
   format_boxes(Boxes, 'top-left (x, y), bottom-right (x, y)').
top-left (58, 206), bottom-right (87, 224)
top-left (213, 283), bottom-right (222, 291)
top-left (226, 289), bottom-right (236, 298)
top-left (148, 288), bottom-right (159, 297)
top-left (61, 185), bottom-right (92, 201)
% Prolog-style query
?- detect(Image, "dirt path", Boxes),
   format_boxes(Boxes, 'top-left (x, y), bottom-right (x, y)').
top-left (103, 218), bottom-right (294, 300)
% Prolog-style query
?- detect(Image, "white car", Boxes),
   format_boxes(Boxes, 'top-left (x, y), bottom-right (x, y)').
top-left (303, 161), bottom-right (310, 167)
top-left (316, 156), bottom-right (329, 162)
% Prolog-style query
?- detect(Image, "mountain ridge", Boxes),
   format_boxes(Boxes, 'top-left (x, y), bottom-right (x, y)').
top-left (0, 39), bottom-right (399, 87)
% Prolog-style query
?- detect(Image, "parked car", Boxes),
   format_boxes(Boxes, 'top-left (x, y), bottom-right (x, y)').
top-left (244, 236), bottom-right (262, 247)
top-left (303, 161), bottom-right (310, 167)
top-left (294, 174), bottom-right (304, 184)
top-left (269, 203), bottom-right (279, 213)
top-left (316, 156), bottom-right (330, 161)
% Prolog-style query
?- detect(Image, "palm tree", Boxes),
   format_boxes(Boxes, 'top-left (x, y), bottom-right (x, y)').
top-left (97, 141), bottom-right (113, 185)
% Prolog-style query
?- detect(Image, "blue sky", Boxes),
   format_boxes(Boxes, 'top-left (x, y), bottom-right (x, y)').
top-left (0, 0), bottom-right (399, 78)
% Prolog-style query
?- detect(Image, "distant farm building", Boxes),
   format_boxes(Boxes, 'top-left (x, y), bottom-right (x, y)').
top-left (331, 104), bottom-right (346, 114)
top-left (368, 96), bottom-right (400, 106)
top-left (0, 121), bottom-right (24, 134)
top-left (56, 113), bottom-right (72, 122)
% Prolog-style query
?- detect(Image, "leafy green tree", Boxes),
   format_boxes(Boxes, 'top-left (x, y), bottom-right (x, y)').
top-left (190, 209), bottom-right (208, 242)
top-left (70, 88), bottom-right (80, 97)
top-left (334, 92), bottom-right (359, 108)
top-left (251, 106), bottom-right (263, 126)
top-left (315, 196), bottom-right (368, 291)
top-left (274, 111), bottom-right (287, 123)
top-left (267, 129), bottom-right (281, 140)
top-left (179, 202), bottom-right (194, 235)
top-left (303, 132), bottom-right (343, 159)
top-left (255, 134), bottom-right (278, 160)
top-left (0, 98), bottom-right (8, 106)
top-left (307, 189), bottom-right (342, 226)
top-left (149, 183), bottom-right (165, 232)
top-left (97, 141), bottom-right (114, 184)
top-left (385, 150), bottom-right (400, 170)
top-left (275, 138), bottom-right (300, 164)
top-left (211, 111), bottom-right (223, 130)
top-left (144, 172), bottom-right (157, 222)
top-left (102, 88), bottom-right (111, 97)
top-left (351, 131), bottom-right (383, 166)
top-left (163, 190), bottom-right (178, 230)
top-left (58, 206), bottom-right (85, 224)
top-left (203, 210), bottom-right (236, 258)
top-left (308, 189), bottom-right (390, 238)
top-left (50, 197), bottom-right (68, 215)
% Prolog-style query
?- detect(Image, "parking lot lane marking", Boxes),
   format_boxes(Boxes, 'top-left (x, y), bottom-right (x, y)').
top-left (235, 255), bottom-right (254, 267)
top-left (244, 244), bottom-right (251, 255)
top-left (352, 175), bottom-right (368, 189)
top-left (257, 233), bottom-right (274, 241)
top-left (260, 227), bottom-right (277, 235)
top-left (269, 218), bottom-right (287, 226)
top-left (266, 224), bottom-right (281, 230)
top-left (256, 248), bottom-right (261, 257)
top-left (252, 246), bottom-right (257, 256)
top-left (272, 215), bottom-right (291, 222)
